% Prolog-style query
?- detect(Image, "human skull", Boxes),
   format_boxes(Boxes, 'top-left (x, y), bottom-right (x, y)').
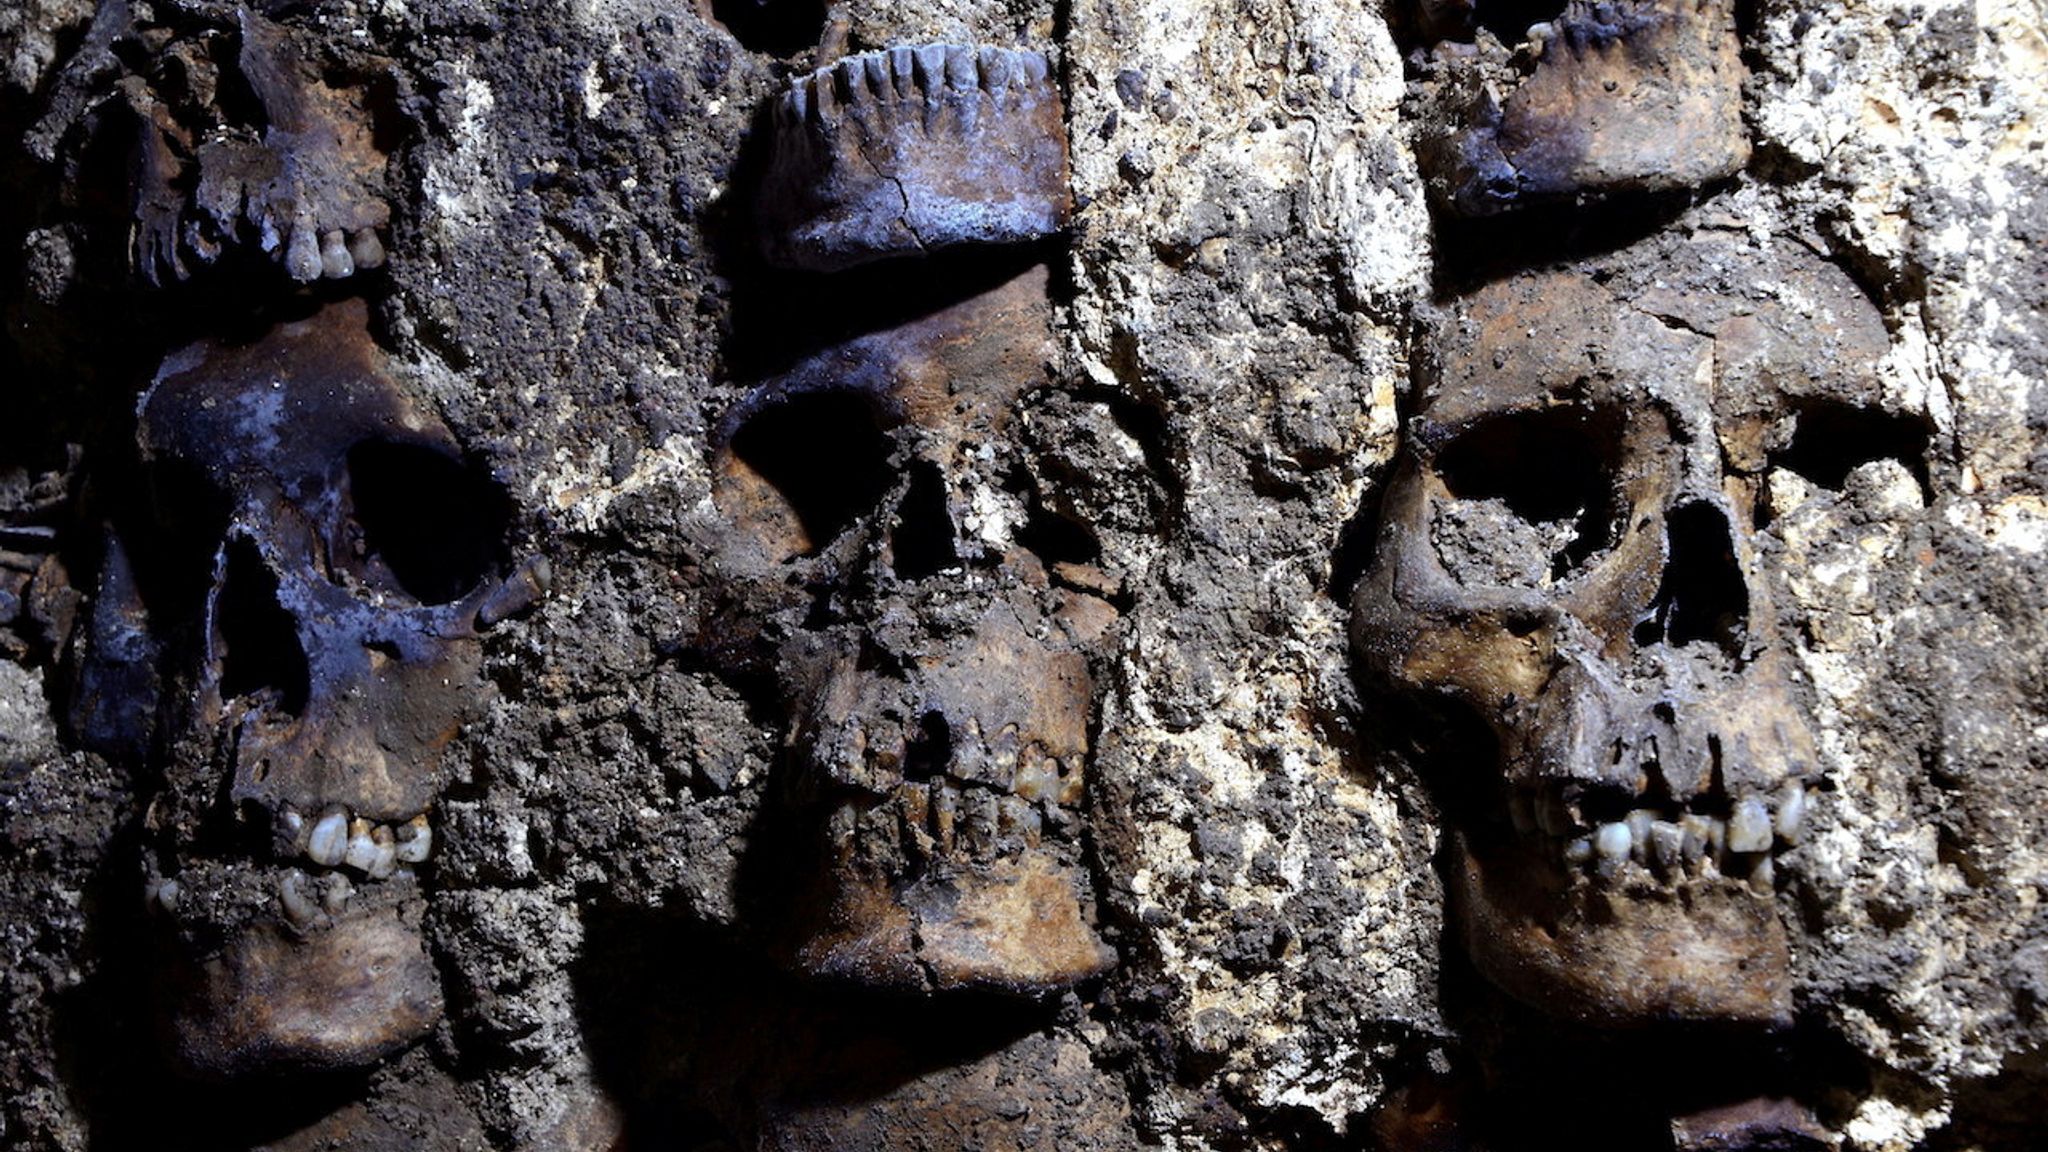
top-left (1351, 229), bottom-right (1905, 1025)
top-left (706, 263), bottom-right (1120, 994)
top-left (92, 299), bottom-right (543, 1077)
top-left (1405, 0), bottom-right (1750, 214)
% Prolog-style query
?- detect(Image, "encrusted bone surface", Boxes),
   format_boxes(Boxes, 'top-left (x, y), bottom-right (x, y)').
top-left (130, 11), bottom-right (391, 285)
top-left (705, 262), bottom-right (1115, 994)
top-left (157, 898), bottom-right (442, 1079)
top-left (102, 299), bottom-right (540, 1078)
top-left (1351, 227), bottom-right (1897, 1026)
top-left (757, 44), bottom-right (1070, 271)
top-left (1410, 0), bottom-right (1749, 213)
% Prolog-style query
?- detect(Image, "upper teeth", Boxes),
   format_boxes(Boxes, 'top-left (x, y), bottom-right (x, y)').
top-left (1531, 781), bottom-right (1811, 891)
top-left (295, 806), bottom-right (432, 876)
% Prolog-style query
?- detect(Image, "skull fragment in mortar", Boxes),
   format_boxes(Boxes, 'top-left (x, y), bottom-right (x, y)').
top-left (1405, 0), bottom-right (1750, 214)
top-left (706, 263), bottom-right (1121, 994)
top-left (87, 299), bottom-right (543, 1077)
top-left (1351, 229), bottom-right (1905, 1025)
top-left (756, 44), bottom-right (1069, 272)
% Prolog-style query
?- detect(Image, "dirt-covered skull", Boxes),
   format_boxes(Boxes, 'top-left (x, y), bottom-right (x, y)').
top-left (84, 299), bottom-right (543, 1077)
top-left (1352, 229), bottom-right (1911, 1025)
top-left (1404, 0), bottom-right (1750, 214)
top-left (705, 263), bottom-right (1129, 994)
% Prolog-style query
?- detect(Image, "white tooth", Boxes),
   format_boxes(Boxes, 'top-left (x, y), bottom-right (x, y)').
top-left (1626, 809), bottom-right (1655, 859)
top-left (1775, 782), bottom-right (1808, 844)
top-left (365, 825), bottom-right (398, 879)
top-left (281, 807), bottom-right (306, 845)
top-left (1679, 814), bottom-right (1711, 867)
top-left (279, 870), bottom-right (319, 926)
top-left (1749, 855), bottom-right (1776, 894)
top-left (1564, 836), bottom-right (1594, 864)
top-left (1595, 822), bottom-right (1632, 860)
top-left (394, 815), bottom-right (433, 864)
top-left (307, 808), bottom-right (349, 866)
top-left (343, 818), bottom-right (380, 873)
top-left (1728, 799), bottom-right (1773, 854)
top-left (321, 873), bottom-right (353, 914)
top-left (147, 878), bottom-right (182, 913)
top-left (1706, 816), bottom-right (1727, 856)
top-left (319, 229), bottom-right (354, 279)
top-left (1649, 822), bottom-right (1684, 872)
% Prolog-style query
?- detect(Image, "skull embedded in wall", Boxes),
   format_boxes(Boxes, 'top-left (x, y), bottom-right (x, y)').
top-left (84, 299), bottom-right (544, 1077)
top-left (706, 263), bottom-right (1123, 994)
top-left (1351, 229), bottom-right (1909, 1025)
top-left (1404, 0), bottom-right (1750, 214)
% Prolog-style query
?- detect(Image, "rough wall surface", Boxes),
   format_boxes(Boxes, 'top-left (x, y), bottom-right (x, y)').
top-left (0, 0), bottom-right (2041, 1148)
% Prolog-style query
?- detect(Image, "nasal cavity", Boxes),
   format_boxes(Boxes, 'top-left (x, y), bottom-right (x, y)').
top-left (903, 711), bottom-right (953, 781)
top-left (1634, 502), bottom-right (1748, 658)
top-left (215, 539), bottom-right (311, 715)
top-left (889, 462), bottom-right (959, 580)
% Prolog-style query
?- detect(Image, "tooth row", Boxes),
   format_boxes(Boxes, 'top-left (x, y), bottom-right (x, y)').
top-left (893, 780), bottom-right (1045, 865)
top-left (282, 225), bottom-right (386, 282)
top-left (1523, 781), bottom-right (1810, 893)
top-left (291, 807), bottom-right (433, 877)
top-left (776, 44), bottom-right (1054, 128)
top-left (1512, 781), bottom-right (1809, 846)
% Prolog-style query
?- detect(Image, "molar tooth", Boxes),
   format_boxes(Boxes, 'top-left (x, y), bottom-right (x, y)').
top-left (944, 45), bottom-right (978, 88)
top-left (307, 807), bottom-right (349, 867)
top-left (1775, 782), bottom-right (1808, 844)
top-left (146, 877), bottom-right (182, 914)
top-left (319, 229), bottom-right (354, 279)
top-left (1678, 814), bottom-right (1711, 868)
top-left (365, 824), bottom-right (398, 879)
top-left (1563, 836), bottom-right (1593, 865)
top-left (285, 224), bottom-right (322, 282)
top-left (347, 227), bottom-right (385, 270)
top-left (393, 814), bottom-right (433, 864)
top-left (1625, 809), bottom-right (1655, 859)
top-left (1749, 855), bottom-right (1776, 894)
top-left (915, 44), bottom-right (949, 90)
top-left (342, 817), bottom-right (380, 873)
top-left (1649, 821), bottom-right (1684, 874)
top-left (1727, 798), bottom-right (1773, 854)
top-left (279, 869), bottom-right (319, 927)
top-left (320, 873), bottom-right (353, 914)
top-left (280, 807), bottom-right (307, 848)
top-left (1594, 821), bottom-right (1631, 861)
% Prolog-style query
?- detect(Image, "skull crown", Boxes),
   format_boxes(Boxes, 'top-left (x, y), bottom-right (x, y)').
top-left (1352, 229), bottom-right (1908, 1026)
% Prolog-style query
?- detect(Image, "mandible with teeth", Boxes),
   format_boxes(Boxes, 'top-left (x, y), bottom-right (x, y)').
top-left (79, 299), bottom-right (545, 1077)
top-left (1351, 228), bottom-right (1906, 1026)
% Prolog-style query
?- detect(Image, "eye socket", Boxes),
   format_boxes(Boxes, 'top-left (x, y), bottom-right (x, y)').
top-left (1429, 406), bottom-right (1622, 585)
top-left (346, 440), bottom-right (511, 604)
top-left (1773, 401), bottom-right (1931, 496)
top-left (726, 392), bottom-right (896, 559)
